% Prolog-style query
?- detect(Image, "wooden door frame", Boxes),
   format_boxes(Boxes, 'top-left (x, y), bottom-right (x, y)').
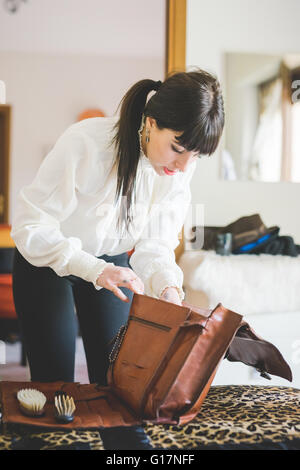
top-left (166, 0), bottom-right (186, 77)
top-left (166, 0), bottom-right (187, 261)
top-left (0, 104), bottom-right (11, 224)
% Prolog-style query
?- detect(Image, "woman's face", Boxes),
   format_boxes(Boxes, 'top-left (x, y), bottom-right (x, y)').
top-left (142, 117), bottom-right (199, 176)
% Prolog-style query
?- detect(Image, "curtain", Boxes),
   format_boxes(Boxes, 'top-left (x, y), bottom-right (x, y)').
top-left (249, 77), bottom-right (283, 181)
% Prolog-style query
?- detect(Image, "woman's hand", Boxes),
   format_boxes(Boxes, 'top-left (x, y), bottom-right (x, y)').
top-left (96, 265), bottom-right (144, 302)
top-left (159, 287), bottom-right (182, 306)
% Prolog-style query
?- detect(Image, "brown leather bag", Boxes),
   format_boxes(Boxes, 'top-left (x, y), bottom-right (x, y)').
top-left (106, 294), bottom-right (292, 425)
top-left (106, 294), bottom-right (243, 425)
top-left (0, 294), bottom-right (292, 430)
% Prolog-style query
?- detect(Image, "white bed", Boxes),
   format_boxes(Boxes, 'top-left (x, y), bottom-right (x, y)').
top-left (178, 250), bottom-right (300, 388)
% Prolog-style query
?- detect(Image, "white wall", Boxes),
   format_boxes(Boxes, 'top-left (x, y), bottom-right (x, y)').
top-left (0, 0), bottom-right (166, 222)
top-left (186, 0), bottom-right (300, 243)
top-left (0, 0), bottom-right (165, 57)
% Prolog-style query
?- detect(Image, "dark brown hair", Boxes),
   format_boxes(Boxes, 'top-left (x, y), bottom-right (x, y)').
top-left (111, 68), bottom-right (225, 235)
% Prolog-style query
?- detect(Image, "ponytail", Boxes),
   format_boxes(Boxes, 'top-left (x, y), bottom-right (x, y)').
top-left (111, 79), bottom-right (160, 236)
top-left (110, 69), bottom-right (224, 237)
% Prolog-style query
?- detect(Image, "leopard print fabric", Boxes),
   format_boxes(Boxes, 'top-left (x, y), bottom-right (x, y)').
top-left (1, 385), bottom-right (300, 450)
top-left (0, 429), bottom-right (104, 450)
top-left (147, 385), bottom-right (300, 449)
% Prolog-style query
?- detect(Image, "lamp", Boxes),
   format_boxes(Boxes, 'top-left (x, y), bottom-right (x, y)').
top-left (3, 0), bottom-right (28, 14)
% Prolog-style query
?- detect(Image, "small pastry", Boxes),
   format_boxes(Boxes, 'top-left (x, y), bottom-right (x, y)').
top-left (17, 388), bottom-right (47, 417)
top-left (54, 391), bottom-right (76, 423)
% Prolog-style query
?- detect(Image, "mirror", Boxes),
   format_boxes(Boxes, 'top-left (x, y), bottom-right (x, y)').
top-left (222, 52), bottom-right (300, 182)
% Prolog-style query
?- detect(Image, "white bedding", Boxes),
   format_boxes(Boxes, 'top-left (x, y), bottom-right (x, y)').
top-left (178, 250), bottom-right (300, 315)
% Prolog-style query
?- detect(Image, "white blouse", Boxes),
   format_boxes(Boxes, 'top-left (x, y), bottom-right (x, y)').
top-left (10, 116), bottom-right (197, 300)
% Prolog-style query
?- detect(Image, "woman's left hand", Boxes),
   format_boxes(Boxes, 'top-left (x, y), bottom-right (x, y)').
top-left (159, 287), bottom-right (182, 306)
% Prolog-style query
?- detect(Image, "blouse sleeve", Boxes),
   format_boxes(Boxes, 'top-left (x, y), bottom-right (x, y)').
top-left (129, 161), bottom-right (197, 301)
top-left (10, 127), bottom-right (114, 290)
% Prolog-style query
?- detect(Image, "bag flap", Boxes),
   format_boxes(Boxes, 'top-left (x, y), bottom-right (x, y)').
top-left (130, 294), bottom-right (194, 328)
top-left (108, 294), bottom-right (196, 414)
top-left (225, 322), bottom-right (293, 382)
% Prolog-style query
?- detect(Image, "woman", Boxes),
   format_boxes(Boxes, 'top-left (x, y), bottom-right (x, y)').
top-left (11, 69), bottom-right (224, 449)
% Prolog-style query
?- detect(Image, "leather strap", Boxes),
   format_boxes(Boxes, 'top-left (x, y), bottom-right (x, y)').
top-left (178, 366), bottom-right (218, 425)
top-left (177, 304), bottom-right (243, 422)
top-left (148, 321), bottom-right (206, 422)
top-left (139, 307), bottom-right (193, 417)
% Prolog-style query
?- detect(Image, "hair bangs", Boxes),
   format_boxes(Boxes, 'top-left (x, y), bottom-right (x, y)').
top-left (174, 115), bottom-right (224, 156)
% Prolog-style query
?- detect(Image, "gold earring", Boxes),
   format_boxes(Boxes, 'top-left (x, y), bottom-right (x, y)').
top-left (145, 129), bottom-right (150, 143)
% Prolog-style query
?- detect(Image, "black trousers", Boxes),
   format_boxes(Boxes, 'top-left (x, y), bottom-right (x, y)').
top-left (12, 248), bottom-right (153, 450)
